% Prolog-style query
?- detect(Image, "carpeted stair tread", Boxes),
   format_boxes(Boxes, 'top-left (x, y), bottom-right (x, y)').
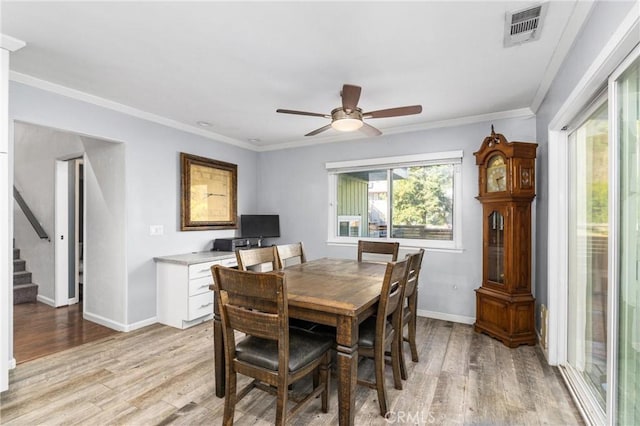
top-left (14, 283), bottom-right (38, 305)
top-left (13, 270), bottom-right (33, 285)
top-left (14, 259), bottom-right (26, 272)
top-left (13, 248), bottom-right (20, 260)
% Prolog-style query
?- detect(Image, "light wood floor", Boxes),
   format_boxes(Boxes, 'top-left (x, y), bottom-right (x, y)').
top-left (0, 318), bottom-right (583, 425)
top-left (13, 302), bottom-right (118, 364)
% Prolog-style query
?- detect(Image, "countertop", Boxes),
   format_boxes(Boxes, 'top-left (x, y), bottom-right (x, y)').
top-left (153, 251), bottom-right (236, 265)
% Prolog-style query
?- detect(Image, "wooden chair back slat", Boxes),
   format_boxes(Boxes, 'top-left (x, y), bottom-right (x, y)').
top-left (236, 246), bottom-right (279, 271)
top-left (357, 240), bottom-right (400, 262)
top-left (276, 242), bottom-right (307, 269)
top-left (225, 305), bottom-right (281, 340)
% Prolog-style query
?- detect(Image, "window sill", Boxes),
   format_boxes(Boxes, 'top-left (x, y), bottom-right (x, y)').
top-left (326, 239), bottom-right (464, 254)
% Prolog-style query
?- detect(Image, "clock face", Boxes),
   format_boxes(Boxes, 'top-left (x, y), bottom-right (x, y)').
top-left (486, 155), bottom-right (506, 192)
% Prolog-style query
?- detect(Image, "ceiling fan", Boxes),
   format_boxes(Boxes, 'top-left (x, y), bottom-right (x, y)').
top-left (276, 84), bottom-right (422, 137)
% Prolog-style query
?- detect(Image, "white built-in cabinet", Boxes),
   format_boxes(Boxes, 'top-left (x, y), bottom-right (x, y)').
top-left (155, 252), bottom-right (237, 329)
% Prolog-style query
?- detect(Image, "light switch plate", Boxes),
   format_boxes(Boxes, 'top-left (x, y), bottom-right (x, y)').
top-left (149, 225), bottom-right (164, 236)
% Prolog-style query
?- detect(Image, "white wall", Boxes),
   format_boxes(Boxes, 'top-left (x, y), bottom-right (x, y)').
top-left (257, 116), bottom-right (536, 321)
top-left (9, 81), bottom-right (260, 329)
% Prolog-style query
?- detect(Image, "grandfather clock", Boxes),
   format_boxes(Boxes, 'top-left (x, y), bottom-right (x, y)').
top-left (474, 126), bottom-right (537, 347)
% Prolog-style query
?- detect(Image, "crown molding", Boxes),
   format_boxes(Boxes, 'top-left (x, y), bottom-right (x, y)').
top-left (0, 35), bottom-right (26, 52)
top-left (10, 71), bottom-right (535, 153)
top-left (9, 72), bottom-right (259, 151)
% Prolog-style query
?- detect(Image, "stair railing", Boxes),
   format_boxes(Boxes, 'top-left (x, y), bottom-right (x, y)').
top-left (13, 186), bottom-right (50, 241)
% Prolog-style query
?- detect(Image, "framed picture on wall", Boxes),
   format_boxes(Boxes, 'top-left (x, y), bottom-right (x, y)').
top-left (180, 152), bottom-right (237, 231)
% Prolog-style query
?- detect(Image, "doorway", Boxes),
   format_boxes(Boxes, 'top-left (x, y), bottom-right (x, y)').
top-left (11, 121), bottom-right (126, 365)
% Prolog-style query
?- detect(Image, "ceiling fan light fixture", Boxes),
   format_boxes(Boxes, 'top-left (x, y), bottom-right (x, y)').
top-left (332, 118), bottom-right (363, 132)
top-left (330, 107), bottom-right (364, 132)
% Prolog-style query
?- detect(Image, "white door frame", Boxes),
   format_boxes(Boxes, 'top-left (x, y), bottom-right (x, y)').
top-left (54, 160), bottom-right (69, 307)
top-left (69, 158), bottom-right (83, 305)
top-left (1, 34), bottom-right (26, 393)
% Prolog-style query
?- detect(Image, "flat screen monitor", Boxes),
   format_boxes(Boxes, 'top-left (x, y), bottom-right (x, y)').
top-left (240, 214), bottom-right (280, 238)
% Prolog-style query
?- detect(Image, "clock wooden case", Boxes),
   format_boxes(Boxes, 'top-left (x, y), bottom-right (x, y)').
top-left (474, 127), bottom-right (537, 347)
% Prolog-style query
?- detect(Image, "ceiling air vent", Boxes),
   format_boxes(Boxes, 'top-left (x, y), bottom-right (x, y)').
top-left (504, 2), bottom-right (548, 47)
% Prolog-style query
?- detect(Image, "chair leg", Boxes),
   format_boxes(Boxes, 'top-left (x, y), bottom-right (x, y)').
top-left (399, 328), bottom-right (408, 381)
top-left (408, 296), bottom-right (419, 362)
top-left (391, 334), bottom-right (403, 391)
top-left (275, 380), bottom-right (288, 426)
top-left (320, 352), bottom-right (331, 413)
top-left (223, 368), bottom-right (237, 426)
top-left (374, 343), bottom-right (388, 416)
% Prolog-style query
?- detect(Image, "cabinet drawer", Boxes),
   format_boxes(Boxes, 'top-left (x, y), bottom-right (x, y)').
top-left (188, 257), bottom-right (237, 279)
top-left (218, 257), bottom-right (238, 268)
top-left (189, 262), bottom-right (218, 279)
top-left (189, 275), bottom-right (213, 296)
top-left (188, 291), bottom-right (214, 320)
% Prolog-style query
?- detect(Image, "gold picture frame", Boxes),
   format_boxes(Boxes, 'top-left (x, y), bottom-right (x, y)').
top-left (180, 152), bottom-right (237, 231)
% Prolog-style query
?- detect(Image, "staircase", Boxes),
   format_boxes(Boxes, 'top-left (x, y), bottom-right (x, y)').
top-left (13, 243), bottom-right (38, 304)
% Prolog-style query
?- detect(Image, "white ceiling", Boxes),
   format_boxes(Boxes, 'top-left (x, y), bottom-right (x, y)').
top-left (1, 1), bottom-right (590, 150)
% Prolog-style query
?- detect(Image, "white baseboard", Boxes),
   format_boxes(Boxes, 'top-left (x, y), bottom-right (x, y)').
top-left (417, 309), bottom-right (475, 325)
top-left (124, 317), bottom-right (157, 332)
top-left (83, 311), bottom-right (128, 332)
top-left (83, 311), bottom-right (157, 333)
top-left (8, 358), bottom-right (16, 369)
top-left (36, 294), bottom-right (55, 306)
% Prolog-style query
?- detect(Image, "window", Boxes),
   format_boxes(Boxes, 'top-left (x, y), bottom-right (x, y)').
top-left (327, 151), bottom-right (463, 249)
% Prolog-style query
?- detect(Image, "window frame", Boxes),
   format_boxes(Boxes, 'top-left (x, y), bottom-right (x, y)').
top-left (326, 151), bottom-right (463, 250)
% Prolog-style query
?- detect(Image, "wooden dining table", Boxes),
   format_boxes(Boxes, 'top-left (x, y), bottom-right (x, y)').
top-left (212, 257), bottom-right (388, 426)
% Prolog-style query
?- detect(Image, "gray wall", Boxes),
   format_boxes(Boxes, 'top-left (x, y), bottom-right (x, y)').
top-left (257, 116), bottom-right (536, 320)
top-left (534, 0), bottom-right (637, 328)
top-left (10, 81), bottom-right (259, 327)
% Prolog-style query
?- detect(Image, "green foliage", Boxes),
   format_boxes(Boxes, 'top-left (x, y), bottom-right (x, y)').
top-left (588, 181), bottom-right (608, 224)
top-left (392, 165), bottom-right (453, 226)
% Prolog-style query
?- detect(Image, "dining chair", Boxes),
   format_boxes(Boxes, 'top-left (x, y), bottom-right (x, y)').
top-left (275, 242), bottom-right (306, 269)
top-left (357, 240), bottom-right (400, 262)
top-left (357, 257), bottom-right (408, 417)
top-left (211, 265), bottom-right (333, 426)
top-left (398, 249), bottom-right (425, 380)
top-left (236, 246), bottom-right (278, 271)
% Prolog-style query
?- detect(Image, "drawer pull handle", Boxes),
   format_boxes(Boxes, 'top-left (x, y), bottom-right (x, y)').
top-left (199, 268), bottom-right (211, 273)
top-left (200, 302), bottom-right (214, 308)
top-left (199, 284), bottom-right (211, 289)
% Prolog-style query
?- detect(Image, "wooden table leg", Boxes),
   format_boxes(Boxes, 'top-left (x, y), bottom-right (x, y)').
top-left (213, 293), bottom-right (225, 398)
top-left (336, 316), bottom-right (358, 426)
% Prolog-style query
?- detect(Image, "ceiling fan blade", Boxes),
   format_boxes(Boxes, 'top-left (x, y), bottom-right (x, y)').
top-left (363, 105), bottom-right (422, 119)
top-left (360, 122), bottom-right (382, 137)
top-left (277, 109), bottom-right (329, 118)
top-left (305, 124), bottom-right (333, 136)
top-left (341, 84), bottom-right (362, 112)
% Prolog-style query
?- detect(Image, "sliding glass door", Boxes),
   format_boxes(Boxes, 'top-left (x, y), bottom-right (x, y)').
top-left (615, 55), bottom-right (639, 426)
top-left (567, 99), bottom-right (609, 420)
top-left (564, 51), bottom-right (639, 425)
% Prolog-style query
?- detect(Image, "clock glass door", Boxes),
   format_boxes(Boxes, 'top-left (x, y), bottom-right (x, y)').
top-left (488, 210), bottom-right (504, 284)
